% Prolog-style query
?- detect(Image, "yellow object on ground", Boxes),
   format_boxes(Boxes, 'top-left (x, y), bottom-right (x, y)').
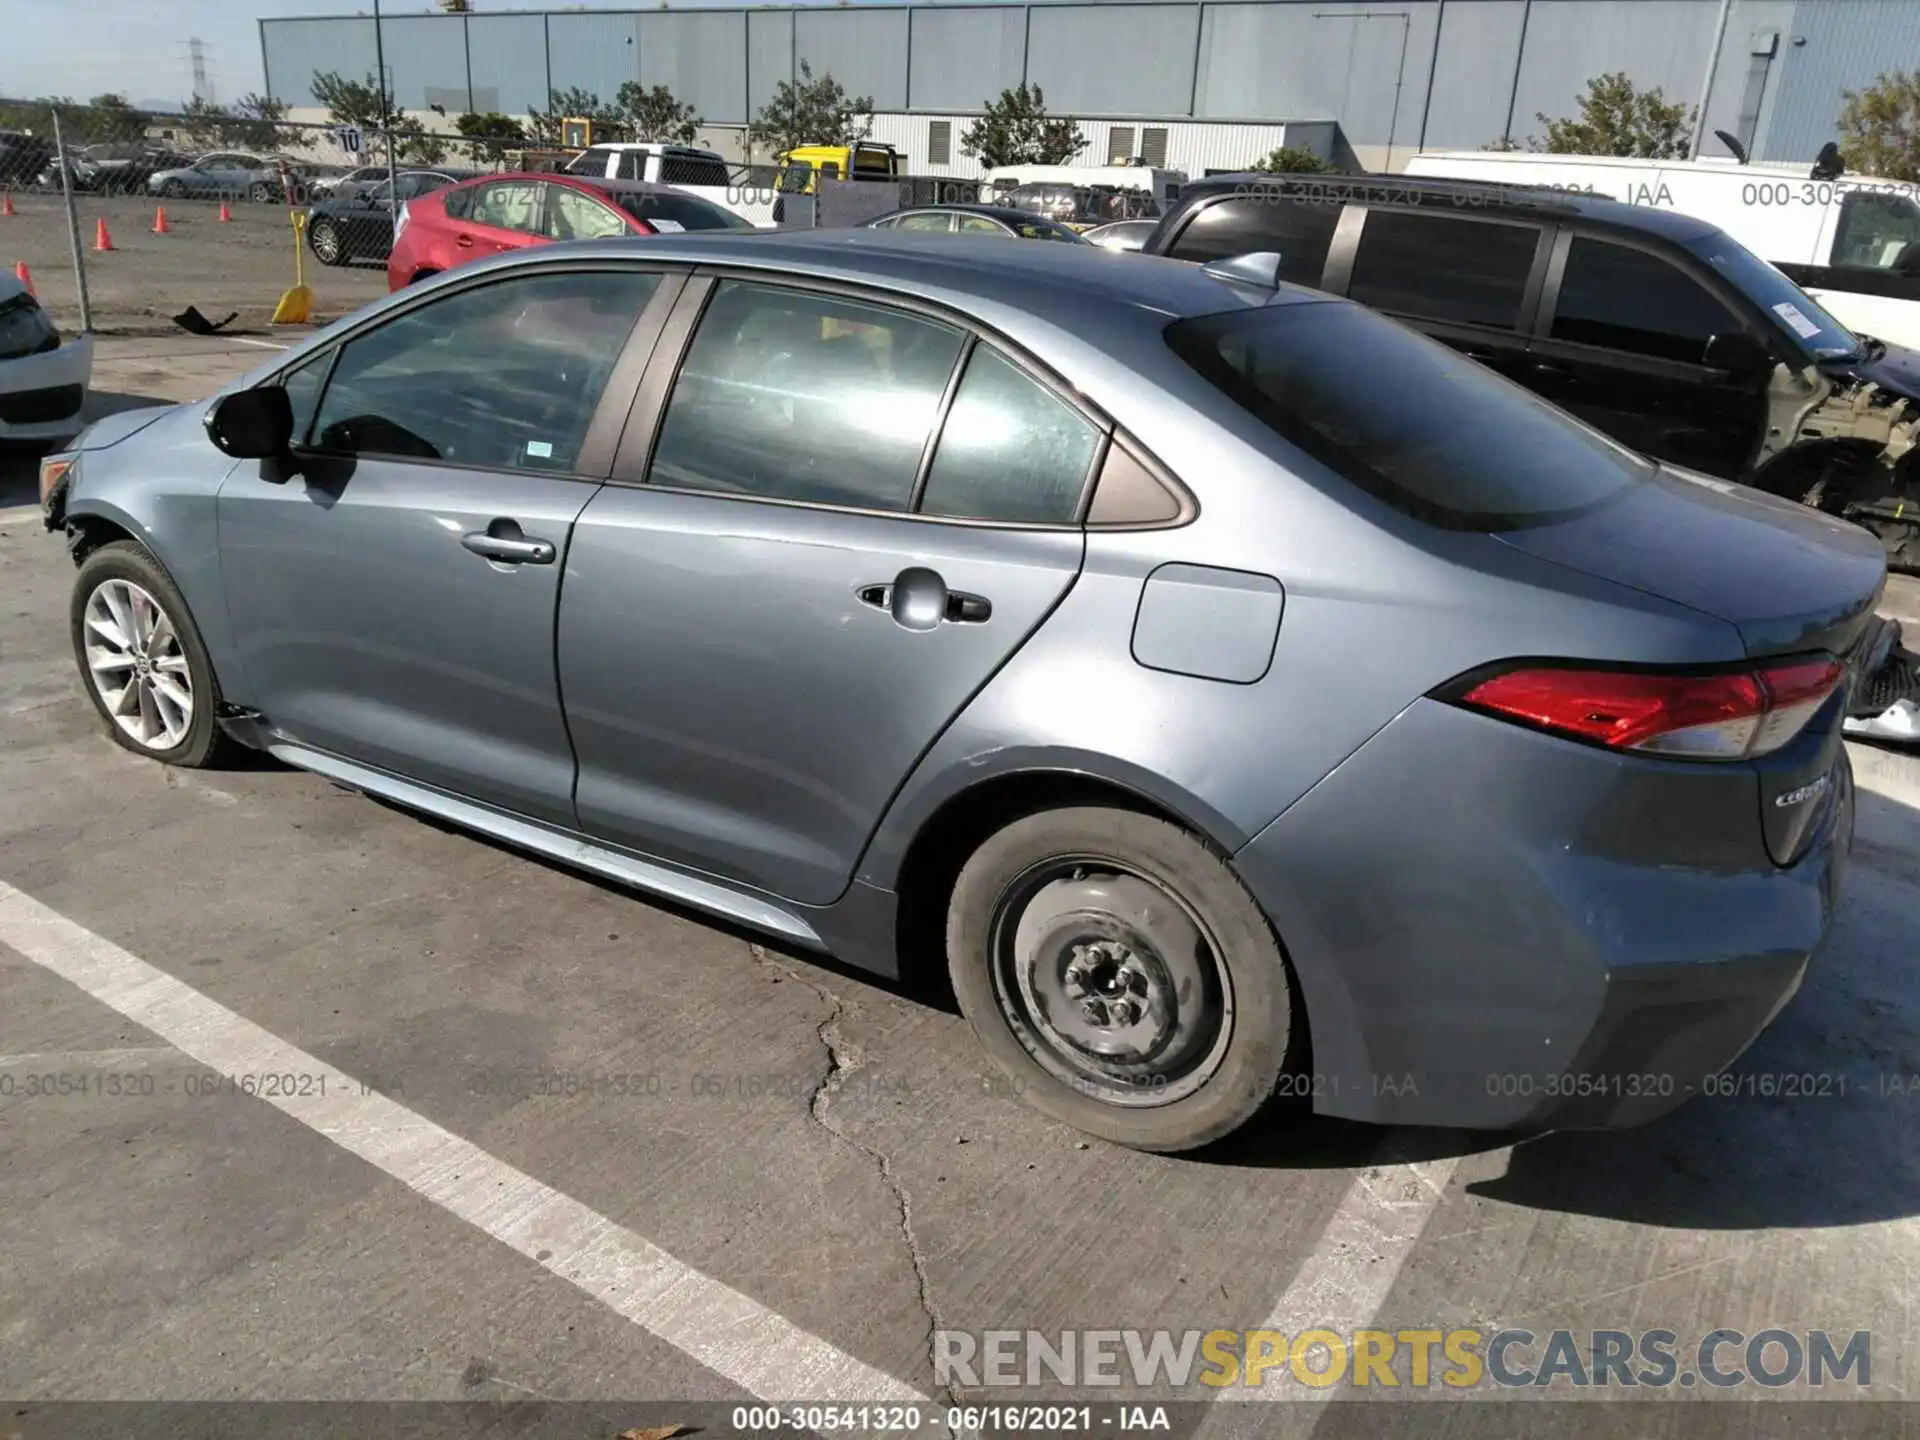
top-left (271, 211), bottom-right (314, 325)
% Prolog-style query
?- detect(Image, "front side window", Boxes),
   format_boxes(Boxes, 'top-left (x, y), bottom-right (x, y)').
top-left (545, 185), bottom-right (629, 241)
top-left (1552, 236), bottom-right (1744, 364)
top-left (1347, 210), bottom-right (1542, 328)
top-left (649, 281), bottom-right (965, 510)
top-left (309, 270), bottom-right (659, 471)
top-left (469, 181), bottom-right (542, 233)
top-left (277, 349), bottom-right (331, 445)
top-left (918, 346), bottom-right (1100, 524)
top-left (1168, 194), bottom-right (1341, 287)
top-left (1167, 300), bottom-right (1649, 531)
top-left (956, 215), bottom-right (1009, 235)
top-left (896, 212), bottom-right (955, 233)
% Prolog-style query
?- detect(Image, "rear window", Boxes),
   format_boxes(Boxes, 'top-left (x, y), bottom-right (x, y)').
top-left (612, 191), bottom-right (753, 232)
top-left (1166, 301), bottom-right (1651, 530)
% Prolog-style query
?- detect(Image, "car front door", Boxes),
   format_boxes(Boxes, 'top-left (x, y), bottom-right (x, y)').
top-left (216, 265), bottom-right (678, 826)
top-left (1336, 203), bottom-right (1550, 390)
top-left (557, 277), bottom-right (1099, 905)
top-left (455, 179), bottom-right (547, 259)
top-left (1523, 230), bottom-right (1768, 477)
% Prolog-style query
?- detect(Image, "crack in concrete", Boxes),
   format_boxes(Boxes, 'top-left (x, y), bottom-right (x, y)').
top-left (749, 944), bottom-right (962, 1419)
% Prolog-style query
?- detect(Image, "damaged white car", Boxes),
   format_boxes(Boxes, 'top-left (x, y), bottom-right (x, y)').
top-left (0, 273), bottom-right (91, 444)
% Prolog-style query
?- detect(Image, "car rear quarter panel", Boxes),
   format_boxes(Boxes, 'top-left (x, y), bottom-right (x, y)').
top-left (857, 381), bottom-right (1750, 891)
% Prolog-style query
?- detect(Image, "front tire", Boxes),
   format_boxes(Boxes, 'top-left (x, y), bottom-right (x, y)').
top-left (160, 179), bottom-right (186, 199)
top-left (70, 541), bottom-right (233, 768)
top-left (248, 181), bottom-right (274, 203)
top-left (947, 806), bottom-right (1298, 1152)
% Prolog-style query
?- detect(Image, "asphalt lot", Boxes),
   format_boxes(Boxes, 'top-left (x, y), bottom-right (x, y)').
top-left (3, 340), bottom-right (1920, 1438)
top-left (2, 191), bottom-right (390, 335)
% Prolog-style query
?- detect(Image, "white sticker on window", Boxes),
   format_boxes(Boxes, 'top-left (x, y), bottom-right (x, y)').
top-left (649, 218), bottom-right (685, 233)
top-left (1772, 301), bottom-right (1823, 340)
top-left (526, 440), bottom-right (554, 458)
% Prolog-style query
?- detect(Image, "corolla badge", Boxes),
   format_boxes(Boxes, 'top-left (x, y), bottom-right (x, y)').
top-left (1775, 774), bottom-right (1831, 808)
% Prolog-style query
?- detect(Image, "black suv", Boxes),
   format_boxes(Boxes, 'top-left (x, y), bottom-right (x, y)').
top-left (1144, 174), bottom-right (1920, 568)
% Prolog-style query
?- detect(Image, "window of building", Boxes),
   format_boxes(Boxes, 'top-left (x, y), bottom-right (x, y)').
top-left (929, 121), bottom-right (952, 165)
top-left (1141, 127), bottom-right (1169, 168)
top-left (1108, 127), bottom-right (1136, 165)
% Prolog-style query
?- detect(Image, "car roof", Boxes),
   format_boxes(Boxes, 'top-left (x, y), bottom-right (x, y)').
top-left (1175, 171), bottom-right (1724, 243)
top-left (459, 171), bottom-right (705, 200)
top-left (887, 203), bottom-right (1075, 225)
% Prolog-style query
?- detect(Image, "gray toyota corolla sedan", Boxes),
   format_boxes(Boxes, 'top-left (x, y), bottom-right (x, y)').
top-left (40, 231), bottom-right (1884, 1152)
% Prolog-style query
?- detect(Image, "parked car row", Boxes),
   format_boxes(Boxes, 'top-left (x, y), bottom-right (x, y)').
top-left (37, 227), bottom-right (1891, 1151)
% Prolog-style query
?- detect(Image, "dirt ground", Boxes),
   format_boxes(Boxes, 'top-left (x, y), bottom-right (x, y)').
top-left (1, 191), bottom-right (389, 335)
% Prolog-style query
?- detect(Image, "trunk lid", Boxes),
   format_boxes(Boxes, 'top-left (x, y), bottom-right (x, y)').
top-left (1495, 465), bottom-right (1883, 867)
top-left (1493, 465), bottom-right (1886, 659)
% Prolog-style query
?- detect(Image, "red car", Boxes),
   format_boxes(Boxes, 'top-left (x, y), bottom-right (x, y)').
top-left (386, 172), bottom-right (755, 290)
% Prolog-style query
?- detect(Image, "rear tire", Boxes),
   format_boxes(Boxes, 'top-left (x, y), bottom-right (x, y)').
top-left (248, 181), bottom-right (274, 203)
top-left (947, 806), bottom-right (1298, 1152)
top-left (70, 541), bottom-right (235, 769)
top-left (408, 268), bottom-right (440, 286)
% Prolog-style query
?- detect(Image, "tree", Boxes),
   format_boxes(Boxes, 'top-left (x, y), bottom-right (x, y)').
top-left (615, 82), bottom-right (700, 145)
top-left (746, 61), bottom-right (872, 157)
top-left (310, 70), bottom-right (447, 164)
top-left (1837, 69), bottom-right (1920, 182)
top-left (1250, 145), bottom-right (1337, 174)
top-left (1534, 72), bottom-right (1694, 158)
top-left (959, 82), bottom-right (1086, 167)
top-left (454, 111), bottom-right (527, 167)
top-left (526, 87), bottom-right (622, 146)
top-left (1480, 135), bottom-right (1523, 152)
top-left (180, 93), bottom-right (297, 152)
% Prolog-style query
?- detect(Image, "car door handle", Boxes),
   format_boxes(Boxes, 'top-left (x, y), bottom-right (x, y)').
top-left (455, 234), bottom-right (475, 248)
top-left (857, 568), bottom-right (990, 631)
top-left (462, 519), bottom-right (555, 565)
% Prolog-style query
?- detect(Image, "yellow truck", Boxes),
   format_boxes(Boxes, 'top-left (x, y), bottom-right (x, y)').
top-left (775, 142), bottom-right (902, 194)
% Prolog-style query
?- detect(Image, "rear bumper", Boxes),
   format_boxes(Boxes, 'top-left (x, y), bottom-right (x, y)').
top-left (1233, 697), bottom-right (1849, 1131)
top-left (0, 336), bottom-right (93, 441)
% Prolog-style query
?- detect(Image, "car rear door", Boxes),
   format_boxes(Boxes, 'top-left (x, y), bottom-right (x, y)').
top-left (216, 264), bottom-right (679, 826)
top-left (557, 276), bottom-right (1098, 905)
top-left (454, 179), bottom-right (547, 260)
top-left (1523, 229), bottom-right (1769, 478)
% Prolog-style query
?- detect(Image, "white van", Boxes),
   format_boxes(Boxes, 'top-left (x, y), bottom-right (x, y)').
top-left (1404, 150), bottom-right (1920, 348)
top-left (980, 165), bottom-right (1187, 217)
top-left (562, 143), bottom-right (776, 227)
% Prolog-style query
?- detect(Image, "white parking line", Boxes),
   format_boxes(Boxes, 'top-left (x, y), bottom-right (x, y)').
top-left (1213, 1153), bottom-right (1463, 1405)
top-left (0, 879), bottom-right (931, 1410)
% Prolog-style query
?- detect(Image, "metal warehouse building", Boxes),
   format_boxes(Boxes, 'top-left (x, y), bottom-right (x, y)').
top-left (260, 0), bottom-right (1920, 174)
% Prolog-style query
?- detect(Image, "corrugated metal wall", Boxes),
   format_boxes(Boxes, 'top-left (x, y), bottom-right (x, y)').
top-left (1765, 0), bottom-right (1920, 160)
top-left (867, 111), bottom-right (1312, 174)
top-left (261, 1), bottom-right (1920, 167)
top-left (466, 13), bottom-right (550, 116)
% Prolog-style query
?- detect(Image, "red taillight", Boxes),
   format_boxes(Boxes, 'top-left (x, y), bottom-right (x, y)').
top-left (1454, 656), bottom-right (1847, 759)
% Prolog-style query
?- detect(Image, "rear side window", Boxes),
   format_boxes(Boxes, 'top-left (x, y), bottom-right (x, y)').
top-left (650, 281), bottom-right (965, 510)
top-left (918, 347), bottom-right (1101, 524)
top-left (1167, 195), bottom-right (1341, 287)
top-left (470, 181), bottom-right (541, 233)
top-left (612, 191), bottom-right (753, 231)
top-left (616, 152), bottom-right (646, 181)
top-left (661, 153), bottom-right (731, 187)
top-left (1348, 210), bottom-right (1541, 328)
top-left (1551, 237), bottom-right (1743, 363)
top-left (442, 185), bottom-right (474, 221)
top-left (1166, 301), bottom-right (1649, 530)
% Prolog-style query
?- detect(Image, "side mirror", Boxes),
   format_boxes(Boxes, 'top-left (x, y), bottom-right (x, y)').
top-left (1702, 331), bottom-right (1772, 377)
top-left (205, 387), bottom-right (293, 459)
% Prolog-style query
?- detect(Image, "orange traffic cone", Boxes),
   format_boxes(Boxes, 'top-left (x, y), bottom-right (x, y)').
top-left (13, 261), bottom-right (32, 297)
top-left (94, 217), bottom-right (114, 251)
top-left (152, 206), bottom-right (170, 234)
top-left (218, 201), bottom-right (232, 223)
top-left (1, 191), bottom-right (13, 217)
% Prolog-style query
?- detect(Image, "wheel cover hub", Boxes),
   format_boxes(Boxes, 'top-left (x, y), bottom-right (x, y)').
top-left (996, 868), bottom-right (1232, 1108)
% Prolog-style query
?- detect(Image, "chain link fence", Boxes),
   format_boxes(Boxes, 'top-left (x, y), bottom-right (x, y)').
top-left (0, 104), bottom-right (517, 334)
top-left (3, 99), bottom-right (999, 336)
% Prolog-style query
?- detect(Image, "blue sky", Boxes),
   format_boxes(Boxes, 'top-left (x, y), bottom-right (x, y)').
top-left (0, 0), bottom-right (866, 110)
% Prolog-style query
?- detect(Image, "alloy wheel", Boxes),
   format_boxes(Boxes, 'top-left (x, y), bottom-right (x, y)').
top-left (310, 220), bottom-right (342, 264)
top-left (989, 860), bottom-right (1234, 1107)
top-left (82, 578), bottom-right (194, 751)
